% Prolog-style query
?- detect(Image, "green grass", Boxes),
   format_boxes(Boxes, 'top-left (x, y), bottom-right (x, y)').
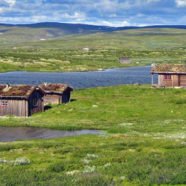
top-left (0, 85), bottom-right (186, 185)
top-left (0, 28), bottom-right (186, 72)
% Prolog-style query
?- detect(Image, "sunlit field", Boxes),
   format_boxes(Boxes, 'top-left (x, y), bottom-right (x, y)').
top-left (0, 85), bottom-right (186, 185)
top-left (0, 28), bottom-right (185, 72)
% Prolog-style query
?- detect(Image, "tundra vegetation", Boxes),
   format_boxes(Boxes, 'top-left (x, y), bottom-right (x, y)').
top-left (0, 28), bottom-right (186, 72)
top-left (0, 85), bottom-right (186, 185)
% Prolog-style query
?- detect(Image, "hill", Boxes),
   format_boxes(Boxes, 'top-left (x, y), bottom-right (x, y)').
top-left (0, 27), bottom-right (186, 72)
top-left (0, 22), bottom-right (186, 45)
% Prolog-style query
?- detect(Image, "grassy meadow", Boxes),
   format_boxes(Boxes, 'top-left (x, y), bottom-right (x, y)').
top-left (0, 27), bottom-right (186, 185)
top-left (0, 28), bottom-right (186, 72)
top-left (0, 85), bottom-right (186, 185)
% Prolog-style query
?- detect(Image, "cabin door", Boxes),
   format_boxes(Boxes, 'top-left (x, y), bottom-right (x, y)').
top-left (180, 75), bottom-right (186, 87)
top-left (62, 92), bottom-right (70, 103)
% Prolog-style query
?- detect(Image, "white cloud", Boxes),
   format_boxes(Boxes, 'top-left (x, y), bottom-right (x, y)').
top-left (62, 12), bottom-right (86, 21)
top-left (101, 20), bottom-right (131, 27)
top-left (0, 0), bottom-right (185, 26)
top-left (100, 0), bottom-right (121, 12)
top-left (145, 0), bottom-right (160, 3)
top-left (0, 0), bottom-right (16, 14)
top-left (0, 11), bottom-right (86, 24)
top-left (3, 0), bottom-right (16, 7)
top-left (83, 20), bottom-right (132, 27)
top-left (175, 0), bottom-right (186, 7)
top-left (0, 8), bottom-right (5, 13)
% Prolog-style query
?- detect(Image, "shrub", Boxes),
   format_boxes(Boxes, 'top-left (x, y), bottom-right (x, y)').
top-left (14, 157), bottom-right (31, 166)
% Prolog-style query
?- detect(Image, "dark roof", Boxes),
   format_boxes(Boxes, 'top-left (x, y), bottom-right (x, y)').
top-left (0, 85), bottom-right (43, 99)
top-left (39, 83), bottom-right (73, 94)
top-left (151, 64), bottom-right (186, 74)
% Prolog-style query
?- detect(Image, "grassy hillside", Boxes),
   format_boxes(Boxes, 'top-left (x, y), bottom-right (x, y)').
top-left (0, 28), bottom-right (186, 72)
top-left (0, 85), bottom-right (186, 185)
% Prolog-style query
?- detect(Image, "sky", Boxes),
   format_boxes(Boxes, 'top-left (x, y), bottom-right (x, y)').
top-left (0, 0), bottom-right (185, 26)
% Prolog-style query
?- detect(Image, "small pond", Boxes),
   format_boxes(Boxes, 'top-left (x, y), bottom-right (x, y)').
top-left (0, 127), bottom-right (102, 142)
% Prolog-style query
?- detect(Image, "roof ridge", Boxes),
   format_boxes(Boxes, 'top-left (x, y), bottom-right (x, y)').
top-left (151, 64), bottom-right (186, 73)
top-left (0, 84), bottom-right (38, 98)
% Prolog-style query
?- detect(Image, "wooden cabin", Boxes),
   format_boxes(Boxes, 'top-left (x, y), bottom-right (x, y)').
top-left (119, 57), bottom-right (131, 64)
top-left (0, 85), bottom-right (44, 117)
top-left (39, 83), bottom-right (73, 105)
top-left (151, 64), bottom-right (186, 87)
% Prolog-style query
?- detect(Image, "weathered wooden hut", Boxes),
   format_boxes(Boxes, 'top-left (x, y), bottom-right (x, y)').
top-left (119, 57), bottom-right (131, 64)
top-left (151, 64), bottom-right (186, 87)
top-left (39, 83), bottom-right (73, 105)
top-left (0, 85), bottom-right (44, 117)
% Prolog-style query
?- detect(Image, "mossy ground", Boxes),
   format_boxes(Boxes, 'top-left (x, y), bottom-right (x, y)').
top-left (0, 85), bottom-right (186, 185)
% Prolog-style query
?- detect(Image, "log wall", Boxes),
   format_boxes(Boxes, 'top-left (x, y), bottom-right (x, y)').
top-left (158, 74), bottom-right (186, 87)
top-left (180, 75), bottom-right (186, 86)
top-left (43, 94), bottom-right (61, 105)
top-left (43, 91), bottom-right (71, 105)
top-left (0, 99), bottom-right (28, 117)
top-left (0, 90), bottom-right (44, 117)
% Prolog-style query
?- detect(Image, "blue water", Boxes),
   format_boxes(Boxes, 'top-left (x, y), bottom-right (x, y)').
top-left (0, 66), bottom-right (157, 89)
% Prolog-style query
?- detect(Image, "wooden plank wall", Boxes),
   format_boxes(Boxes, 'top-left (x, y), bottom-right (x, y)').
top-left (0, 90), bottom-right (44, 117)
top-left (180, 75), bottom-right (186, 86)
top-left (43, 95), bottom-right (61, 105)
top-left (0, 99), bottom-right (28, 117)
top-left (159, 74), bottom-right (179, 87)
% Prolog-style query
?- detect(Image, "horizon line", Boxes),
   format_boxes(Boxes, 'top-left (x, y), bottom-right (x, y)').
top-left (0, 22), bottom-right (186, 28)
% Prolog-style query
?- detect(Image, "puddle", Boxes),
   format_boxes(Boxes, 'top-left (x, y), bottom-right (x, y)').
top-left (0, 127), bottom-right (102, 142)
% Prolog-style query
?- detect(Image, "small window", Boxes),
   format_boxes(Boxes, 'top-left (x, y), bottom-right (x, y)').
top-left (0, 100), bottom-right (8, 107)
top-left (164, 75), bottom-right (171, 80)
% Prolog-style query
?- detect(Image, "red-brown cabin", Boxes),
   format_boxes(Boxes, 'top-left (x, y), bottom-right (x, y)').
top-left (39, 83), bottom-right (73, 105)
top-left (151, 64), bottom-right (186, 87)
top-left (0, 85), bottom-right (44, 117)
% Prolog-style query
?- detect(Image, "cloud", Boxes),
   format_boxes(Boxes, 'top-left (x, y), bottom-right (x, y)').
top-left (0, 7), bottom-right (5, 13)
top-left (3, 0), bottom-right (16, 7)
top-left (62, 12), bottom-right (86, 21)
top-left (0, 0), bottom-right (16, 14)
top-left (175, 0), bottom-right (186, 7)
top-left (0, 0), bottom-right (185, 26)
top-left (145, 0), bottom-right (161, 2)
top-left (0, 10), bottom-right (86, 24)
top-left (85, 20), bottom-right (131, 27)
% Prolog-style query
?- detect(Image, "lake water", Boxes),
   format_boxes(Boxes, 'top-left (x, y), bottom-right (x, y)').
top-left (0, 66), bottom-right (156, 89)
top-left (0, 127), bottom-right (102, 142)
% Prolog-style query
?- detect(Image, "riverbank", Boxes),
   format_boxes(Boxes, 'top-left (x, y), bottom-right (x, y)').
top-left (0, 85), bottom-right (185, 185)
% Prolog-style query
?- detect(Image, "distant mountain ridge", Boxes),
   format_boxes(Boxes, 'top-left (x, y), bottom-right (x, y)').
top-left (0, 22), bottom-right (186, 46)
top-left (0, 22), bottom-right (186, 31)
